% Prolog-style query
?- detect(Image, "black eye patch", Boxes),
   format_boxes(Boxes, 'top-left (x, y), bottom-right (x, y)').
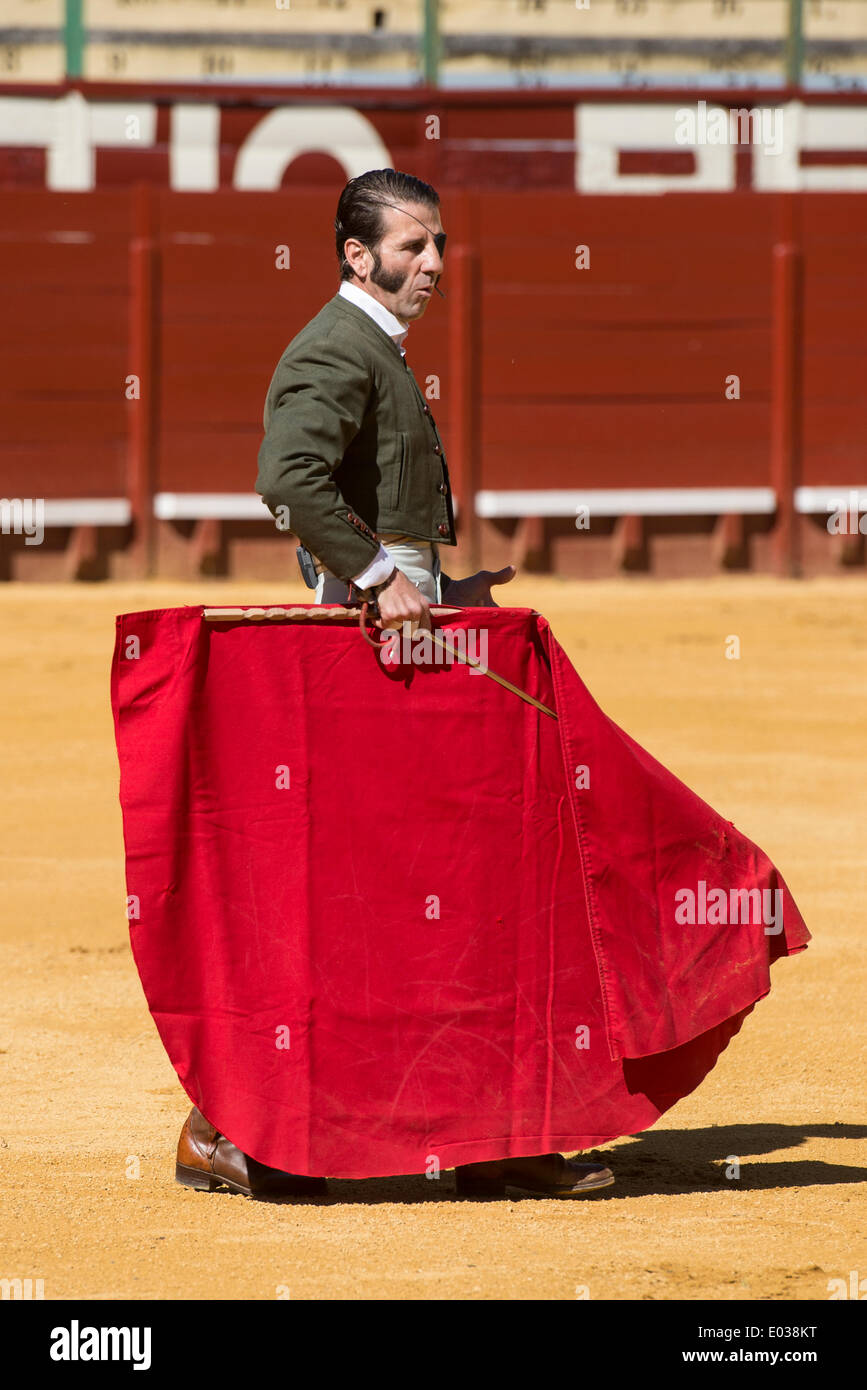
top-left (434, 232), bottom-right (447, 257)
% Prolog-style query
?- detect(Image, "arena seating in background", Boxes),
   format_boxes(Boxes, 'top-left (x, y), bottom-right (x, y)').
top-left (3, 0), bottom-right (866, 88)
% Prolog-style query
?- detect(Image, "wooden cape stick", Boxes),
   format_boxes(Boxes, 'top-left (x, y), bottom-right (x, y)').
top-left (202, 606), bottom-right (559, 721)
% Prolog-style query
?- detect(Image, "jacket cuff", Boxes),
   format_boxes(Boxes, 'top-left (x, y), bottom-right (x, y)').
top-left (315, 510), bottom-right (383, 583)
top-left (352, 545), bottom-right (395, 590)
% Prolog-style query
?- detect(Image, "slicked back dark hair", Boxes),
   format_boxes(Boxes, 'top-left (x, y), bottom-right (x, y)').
top-left (335, 168), bottom-right (440, 281)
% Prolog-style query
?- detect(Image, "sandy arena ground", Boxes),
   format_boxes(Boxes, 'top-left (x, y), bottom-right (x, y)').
top-left (1, 574), bottom-right (865, 1301)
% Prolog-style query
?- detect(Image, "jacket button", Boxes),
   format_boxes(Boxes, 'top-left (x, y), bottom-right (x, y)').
top-left (438, 482), bottom-right (447, 494)
top-left (347, 512), bottom-right (355, 522)
top-left (422, 404), bottom-right (431, 415)
top-left (437, 523), bottom-right (449, 537)
top-left (433, 444), bottom-right (442, 454)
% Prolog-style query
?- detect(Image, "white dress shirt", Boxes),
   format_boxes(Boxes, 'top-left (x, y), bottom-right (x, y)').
top-left (337, 280), bottom-right (410, 590)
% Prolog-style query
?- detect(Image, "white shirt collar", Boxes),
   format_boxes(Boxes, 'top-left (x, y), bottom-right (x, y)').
top-left (338, 280), bottom-right (409, 356)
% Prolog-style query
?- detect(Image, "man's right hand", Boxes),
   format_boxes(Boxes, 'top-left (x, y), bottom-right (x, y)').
top-left (373, 568), bottom-right (431, 632)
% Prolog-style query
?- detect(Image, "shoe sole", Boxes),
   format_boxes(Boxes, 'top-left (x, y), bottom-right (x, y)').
top-left (504, 1172), bottom-right (616, 1197)
top-left (456, 1172), bottom-right (615, 1198)
top-left (175, 1161), bottom-right (327, 1199)
top-left (176, 1161), bottom-right (253, 1196)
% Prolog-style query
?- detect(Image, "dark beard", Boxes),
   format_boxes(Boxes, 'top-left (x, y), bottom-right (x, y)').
top-left (369, 248), bottom-right (410, 296)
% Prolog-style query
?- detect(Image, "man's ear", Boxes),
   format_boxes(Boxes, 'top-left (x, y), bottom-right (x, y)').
top-left (343, 236), bottom-right (369, 279)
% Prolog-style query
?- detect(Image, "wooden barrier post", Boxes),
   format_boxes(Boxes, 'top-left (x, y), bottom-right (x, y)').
top-left (448, 243), bottom-right (482, 574)
top-left (770, 240), bottom-right (803, 578)
top-left (128, 182), bottom-right (160, 577)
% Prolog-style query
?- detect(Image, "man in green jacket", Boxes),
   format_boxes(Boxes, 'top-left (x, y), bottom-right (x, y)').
top-left (235, 167), bottom-right (615, 1199)
top-left (256, 167), bottom-right (517, 629)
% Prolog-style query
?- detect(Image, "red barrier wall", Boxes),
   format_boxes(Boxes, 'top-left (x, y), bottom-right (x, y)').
top-left (3, 188), bottom-right (864, 499)
top-left (1, 192), bottom-right (133, 498)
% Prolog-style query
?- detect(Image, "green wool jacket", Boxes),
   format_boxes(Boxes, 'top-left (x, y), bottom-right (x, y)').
top-left (256, 292), bottom-right (457, 582)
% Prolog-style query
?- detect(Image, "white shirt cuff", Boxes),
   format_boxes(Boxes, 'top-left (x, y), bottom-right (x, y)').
top-left (352, 545), bottom-right (395, 590)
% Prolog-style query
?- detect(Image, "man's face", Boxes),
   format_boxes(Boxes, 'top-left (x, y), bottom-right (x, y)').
top-left (346, 200), bottom-right (445, 323)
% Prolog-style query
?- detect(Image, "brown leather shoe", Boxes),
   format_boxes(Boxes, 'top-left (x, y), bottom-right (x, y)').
top-left (455, 1152), bottom-right (614, 1198)
top-left (175, 1106), bottom-right (328, 1198)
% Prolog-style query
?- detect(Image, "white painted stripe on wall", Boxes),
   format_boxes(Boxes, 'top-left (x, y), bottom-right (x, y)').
top-left (795, 486), bottom-right (867, 513)
top-left (41, 499), bottom-right (131, 526)
top-left (475, 488), bottom-right (777, 518)
top-left (154, 493), bottom-right (271, 520)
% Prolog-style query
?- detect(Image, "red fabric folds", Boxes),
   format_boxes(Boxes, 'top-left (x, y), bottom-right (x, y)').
top-left (111, 604), bottom-right (809, 1179)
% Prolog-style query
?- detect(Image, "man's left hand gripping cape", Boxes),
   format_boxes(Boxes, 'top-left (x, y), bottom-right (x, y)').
top-left (111, 605), bottom-right (809, 1179)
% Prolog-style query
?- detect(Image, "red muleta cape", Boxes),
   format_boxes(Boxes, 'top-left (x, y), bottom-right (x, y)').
top-left (110, 604), bottom-right (809, 1179)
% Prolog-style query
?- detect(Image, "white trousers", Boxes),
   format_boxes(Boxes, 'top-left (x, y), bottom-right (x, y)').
top-left (315, 533), bottom-right (442, 604)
